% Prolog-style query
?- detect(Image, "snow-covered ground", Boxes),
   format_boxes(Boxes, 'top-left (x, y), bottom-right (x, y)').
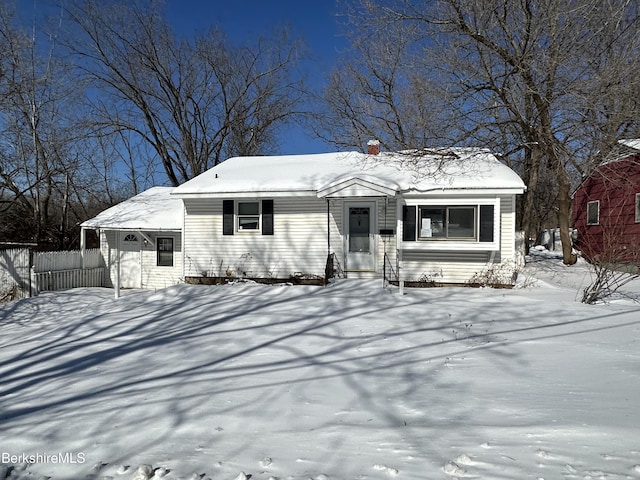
top-left (1, 250), bottom-right (640, 480)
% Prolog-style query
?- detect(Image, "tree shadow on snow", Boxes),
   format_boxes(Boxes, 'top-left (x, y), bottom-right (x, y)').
top-left (0, 281), bottom-right (638, 478)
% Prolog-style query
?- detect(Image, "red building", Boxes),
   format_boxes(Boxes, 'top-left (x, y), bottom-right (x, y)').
top-left (572, 140), bottom-right (640, 264)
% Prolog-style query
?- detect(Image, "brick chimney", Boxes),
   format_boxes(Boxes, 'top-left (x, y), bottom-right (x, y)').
top-left (367, 139), bottom-right (380, 155)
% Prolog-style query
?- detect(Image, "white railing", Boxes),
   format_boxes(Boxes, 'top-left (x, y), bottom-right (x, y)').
top-left (31, 249), bottom-right (106, 294)
top-left (2, 248), bottom-right (107, 298)
top-left (31, 267), bottom-right (105, 295)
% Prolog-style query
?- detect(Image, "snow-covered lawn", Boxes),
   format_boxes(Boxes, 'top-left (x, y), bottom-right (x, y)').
top-left (1, 251), bottom-right (640, 480)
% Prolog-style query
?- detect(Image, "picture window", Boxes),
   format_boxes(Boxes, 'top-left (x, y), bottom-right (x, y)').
top-left (419, 206), bottom-right (476, 240)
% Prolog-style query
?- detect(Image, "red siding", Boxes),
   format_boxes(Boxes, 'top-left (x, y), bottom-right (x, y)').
top-left (572, 155), bottom-right (640, 262)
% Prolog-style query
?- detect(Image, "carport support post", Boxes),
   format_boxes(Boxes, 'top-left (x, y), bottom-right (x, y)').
top-left (398, 249), bottom-right (404, 295)
top-left (114, 230), bottom-right (120, 299)
top-left (80, 227), bottom-right (86, 268)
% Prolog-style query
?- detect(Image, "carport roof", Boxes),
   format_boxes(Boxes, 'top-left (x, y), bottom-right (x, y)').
top-left (81, 187), bottom-right (182, 231)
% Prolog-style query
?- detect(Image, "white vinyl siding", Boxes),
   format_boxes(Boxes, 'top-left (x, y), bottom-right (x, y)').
top-left (376, 198), bottom-right (397, 274)
top-left (183, 193), bottom-right (516, 285)
top-left (184, 197), bottom-right (341, 278)
top-left (141, 233), bottom-right (182, 289)
top-left (183, 197), bottom-right (396, 279)
top-left (499, 194), bottom-right (517, 262)
top-left (399, 250), bottom-right (494, 284)
top-left (101, 229), bottom-right (182, 289)
top-left (102, 230), bottom-right (116, 288)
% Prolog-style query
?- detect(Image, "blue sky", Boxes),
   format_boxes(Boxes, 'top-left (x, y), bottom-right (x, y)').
top-left (165, 0), bottom-right (346, 70)
top-left (15, 0), bottom-right (349, 155)
top-left (164, 0), bottom-right (349, 154)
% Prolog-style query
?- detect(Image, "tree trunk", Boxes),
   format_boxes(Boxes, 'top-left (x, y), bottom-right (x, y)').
top-left (557, 170), bottom-right (577, 265)
top-left (520, 144), bottom-right (541, 251)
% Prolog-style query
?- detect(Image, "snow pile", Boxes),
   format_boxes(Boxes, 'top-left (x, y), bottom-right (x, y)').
top-left (1, 251), bottom-right (640, 479)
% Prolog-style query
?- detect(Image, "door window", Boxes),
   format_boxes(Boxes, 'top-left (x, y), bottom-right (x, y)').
top-left (349, 207), bottom-right (370, 252)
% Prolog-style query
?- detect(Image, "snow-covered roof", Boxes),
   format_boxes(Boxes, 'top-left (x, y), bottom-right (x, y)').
top-left (81, 186), bottom-right (182, 231)
top-left (172, 148), bottom-right (525, 198)
top-left (600, 139), bottom-right (640, 165)
top-left (618, 139), bottom-right (640, 151)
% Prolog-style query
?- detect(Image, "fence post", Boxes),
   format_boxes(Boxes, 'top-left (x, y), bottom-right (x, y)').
top-left (30, 266), bottom-right (39, 296)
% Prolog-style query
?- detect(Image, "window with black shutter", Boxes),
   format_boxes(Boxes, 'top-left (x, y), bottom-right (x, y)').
top-left (262, 199), bottom-right (274, 235)
top-left (222, 199), bottom-right (274, 234)
top-left (479, 205), bottom-right (495, 242)
top-left (402, 205), bottom-right (416, 241)
top-left (223, 200), bottom-right (234, 235)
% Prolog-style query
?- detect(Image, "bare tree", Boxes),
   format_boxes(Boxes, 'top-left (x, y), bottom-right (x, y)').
top-left (326, 0), bottom-right (640, 264)
top-left (317, 16), bottom-right (451, 151)
top-left (0, 2), bottom-right (121, 248)
top-left (0, 2), bottom-right (78, 247)
top-left (65, 0), bottom-right (307, 186)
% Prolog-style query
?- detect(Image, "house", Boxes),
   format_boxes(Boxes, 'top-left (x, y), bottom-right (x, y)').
top-left (80, 187), bottom-right (184, 291)
top-left (572, 139), bottom-right (640, 263)
top-left (171, 145), bottom-right (526, 286)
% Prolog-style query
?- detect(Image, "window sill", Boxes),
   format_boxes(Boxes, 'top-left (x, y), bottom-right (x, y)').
top-left (398, 240), bottom-right (500, 251)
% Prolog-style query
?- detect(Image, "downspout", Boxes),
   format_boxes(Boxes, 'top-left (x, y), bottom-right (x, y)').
top-left (181, 201), bottom-right (186, 282)
top-left (325, 198), bottom-right (332, 285)
top-left (383, 197), bottom-right (387, 288)
top-left (327, 199), bottom-right (331, 257)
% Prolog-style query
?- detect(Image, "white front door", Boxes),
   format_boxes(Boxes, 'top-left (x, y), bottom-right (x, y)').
top-left (345, 202), bottom-right (376, 271)
top-left (119, 232), bottom-right (141, 288)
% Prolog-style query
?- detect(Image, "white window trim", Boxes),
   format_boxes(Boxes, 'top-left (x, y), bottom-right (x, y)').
top-left (236, 200), bottom-right (261, 233)
top-left (587, 200), bottom-right (600, 226)
top-left (635, 194), bottom-right (640, 223)
top-left (398, 197), bottom-right (500, 251)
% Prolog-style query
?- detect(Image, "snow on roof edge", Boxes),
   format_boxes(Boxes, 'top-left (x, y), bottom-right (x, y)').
top-left (81, 186), bottom-right (183, 230)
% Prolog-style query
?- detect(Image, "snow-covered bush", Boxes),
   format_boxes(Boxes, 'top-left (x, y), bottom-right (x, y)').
top-left (468, 262), bottom-right (518, 288)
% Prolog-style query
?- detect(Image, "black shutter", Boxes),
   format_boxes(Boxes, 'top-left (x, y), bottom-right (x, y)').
top-left (479, 205), bottom-right (494, 242)
top-left (262, 199), bottom-right (274, 235)
top-left (402, 205), bottom-right (416, 241)
top-left (223, 200), bottom-right (234, 235)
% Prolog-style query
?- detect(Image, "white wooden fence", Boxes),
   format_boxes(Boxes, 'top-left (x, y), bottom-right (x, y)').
top-left (33, 267), bottom-right (105, 293)
top-left (1, 248), bottom-right (32, 300)
top-left (31, 249), bottom-right (106, 294)
top-left (32, 248), bottom-right (104, 271)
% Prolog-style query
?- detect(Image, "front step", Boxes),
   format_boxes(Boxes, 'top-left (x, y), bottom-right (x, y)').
top-left (345, 270), bottom-right (380, 279)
